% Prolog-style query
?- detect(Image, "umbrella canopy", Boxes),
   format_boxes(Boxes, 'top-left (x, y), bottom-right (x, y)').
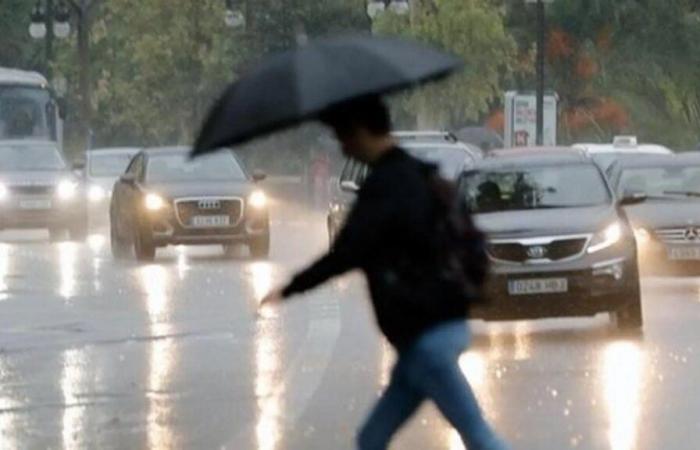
top-left (192, 34), bottom-right (462, 156)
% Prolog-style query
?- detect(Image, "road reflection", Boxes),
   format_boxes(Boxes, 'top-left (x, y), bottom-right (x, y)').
top-left (252, 262), bottom-right (284, 450)
top-left (602, 340), bottom-right (645, 450)
top-left (139, 264), bottom-right (178, 449)
top-left (61, 348), bottom-right (89, 450)
top-left (0, 243), bottom-right (11, 301)
top-left (0, 357), bottom-right (19, 450)
top-left (88, 234), bottom-right (105, 292)
top-left (57, 242), bottom-right (78, 299)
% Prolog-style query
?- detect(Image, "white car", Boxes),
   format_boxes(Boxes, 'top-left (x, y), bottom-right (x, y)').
top-left (574, 136), bottom-right (673, 171)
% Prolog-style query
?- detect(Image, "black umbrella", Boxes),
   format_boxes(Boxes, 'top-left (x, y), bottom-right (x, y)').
top-left (192, 34), bottom-right (462, 156)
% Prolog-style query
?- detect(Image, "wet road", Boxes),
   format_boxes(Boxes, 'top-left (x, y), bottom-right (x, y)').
top-left (0, 205), bottom-right (698, 450)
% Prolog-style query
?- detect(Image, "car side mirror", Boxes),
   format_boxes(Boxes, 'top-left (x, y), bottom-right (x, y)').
top-left (619, 190), bottom-right (647, 206)
top-left (120, 173), bottom-right (137, 185)
top-left (340, 180), bottom-right (360, 193)
top-left (252, 170), bottom-right (267, 182)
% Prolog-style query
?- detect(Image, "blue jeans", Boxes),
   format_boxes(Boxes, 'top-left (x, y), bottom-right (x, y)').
top-left (357, 320), bottom-right (507, 450)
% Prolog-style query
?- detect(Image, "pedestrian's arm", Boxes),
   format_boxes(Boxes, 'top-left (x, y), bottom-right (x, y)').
top-left (282, 186), bottom-right (394, 298)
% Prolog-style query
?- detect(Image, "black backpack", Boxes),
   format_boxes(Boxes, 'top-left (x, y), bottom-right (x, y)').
top-left (426, 172), bottom-right (489, 304)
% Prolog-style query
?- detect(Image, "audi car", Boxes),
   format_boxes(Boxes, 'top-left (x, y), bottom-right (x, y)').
top-left (109, 146), bottom-right (269, 261)
top-left (0, 140), bottom-right (87, 240)
top-left (605, 152), bottom-right (700, 272)
top-left (327, 138), bottom-right (481, 243)
top-left (459, 148), bottom-right (643, 330)
top-left (86, 147), bottom-right (140, 225)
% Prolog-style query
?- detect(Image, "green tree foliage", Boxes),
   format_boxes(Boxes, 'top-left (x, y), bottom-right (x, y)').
top-left (374, 0), bottom-right (515, 128)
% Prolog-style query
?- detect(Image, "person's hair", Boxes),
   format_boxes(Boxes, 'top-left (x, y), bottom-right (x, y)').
top-left (319, 96), bottom-right (391, 136)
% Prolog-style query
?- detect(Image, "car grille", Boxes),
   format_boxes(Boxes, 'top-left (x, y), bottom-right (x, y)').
top-left (175, 198), bottom-right (243, 227)
top-left (9, 185), bottom-right (53, 195)
top-left (488, 237), bottom-right (588, 263)
top-left (654, 227), bottom-right (700, 244)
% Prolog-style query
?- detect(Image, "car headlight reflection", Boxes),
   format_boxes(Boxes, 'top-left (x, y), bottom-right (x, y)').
top-left (634, 227), bottom-right (650, 245)
top-left (248, 190), bottom-right (267, 209)
top-left (144, 193), bottom-right (166, 211)
top-left (56, 180), bottom-right (78, 200)
top-left (88, 185), bottom-right (106, 202)
top-left (588, 222), bottom-right (623, 254)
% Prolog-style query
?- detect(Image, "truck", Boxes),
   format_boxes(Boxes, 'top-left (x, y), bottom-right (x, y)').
top-left (0, 67), bottom-right (64, 151)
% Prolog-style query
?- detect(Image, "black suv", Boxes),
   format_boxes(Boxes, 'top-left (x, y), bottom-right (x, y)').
top-left (460, 148), bottom-right (643, 330)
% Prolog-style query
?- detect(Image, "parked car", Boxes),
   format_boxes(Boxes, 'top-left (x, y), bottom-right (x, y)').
top-left (109, 146), bottom-right (269, 261)
top-left (459, 148), bottom-right (643, 330)
top-left (86, 147), bottom-right (141, 226)
top-left (327, 140), bottom-right (481, 244)
top-left (0, 140), bottom-right (86, 240)
top-left (605, 152), bottom-right (700, 271)
top-left (574, 135), bottom-right (673, 172)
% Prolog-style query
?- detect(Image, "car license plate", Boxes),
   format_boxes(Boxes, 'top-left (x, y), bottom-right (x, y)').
top-left (508, 278), bottom-right (568, 296)
top-left (19, 199), bottom-right (52, 210)
top-left (191, 215), bottom-right (230, 227)
top-left (668, 247), bottom-right (700, 260)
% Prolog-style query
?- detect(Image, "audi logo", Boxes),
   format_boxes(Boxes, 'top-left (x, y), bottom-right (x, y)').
top-left (198, 199), bottom-right (221, 210)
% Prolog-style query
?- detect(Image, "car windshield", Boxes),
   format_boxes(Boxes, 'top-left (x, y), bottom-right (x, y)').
top-left (0, 143), bottom-right (66, 171)
top-left (462, 164), bottom-right (611, 213)
top-left (89, 151), bottom-right (138, 177)
top-left (0, 86), bottom-right (55, 141)
top-left (405, 145), bottom-right (470, 179)
top-left (146, 151), bottom-right (246, 182)
top-left (619, 165), bottom-right (700, 198)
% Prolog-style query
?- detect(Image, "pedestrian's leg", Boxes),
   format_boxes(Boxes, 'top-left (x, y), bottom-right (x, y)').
top-left (419, 359), bottom-right (507, 450)
top-left (357, 359), bottom-right (425, 450)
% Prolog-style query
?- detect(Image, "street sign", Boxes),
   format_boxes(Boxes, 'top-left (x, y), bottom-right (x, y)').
top-left (504, 91), bottom-right (558, 148)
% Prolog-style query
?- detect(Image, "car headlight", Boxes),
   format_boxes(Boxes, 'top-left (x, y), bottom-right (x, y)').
top-left (0, 183), bottom-right (8, 200)
top-left (56, 179), bottom-right (78, 200)
top-left (633, 227), bottom-right (651, 246)
top-left (588, 222), bottom-right (623, 254)
top-left (248, 190), bottom-right (267, 209)
top-left (144, 193), bottom-right (166, 211)
top-left (88, 185), bottom-right (106, 202)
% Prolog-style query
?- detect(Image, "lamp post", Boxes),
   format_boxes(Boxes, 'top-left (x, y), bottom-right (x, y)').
top-left (224, 0), bottom-right (246, 29)
top-left (526, 0), bottom-right (552, 146)
top-left (29, 0), bottom-right (72, 79)
top-left (366, 0), bottom-right (410, 20)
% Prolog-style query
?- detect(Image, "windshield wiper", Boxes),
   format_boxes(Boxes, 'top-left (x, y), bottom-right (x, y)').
top-left (663, 190), bottom-right (700, 198)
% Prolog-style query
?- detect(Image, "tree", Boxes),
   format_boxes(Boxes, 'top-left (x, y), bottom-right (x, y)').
top-left (373, 0), bottom-right (515, 129)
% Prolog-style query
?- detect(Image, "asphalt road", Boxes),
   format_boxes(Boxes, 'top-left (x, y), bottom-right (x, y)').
top-left (0, 204), bottom-right (698, 450)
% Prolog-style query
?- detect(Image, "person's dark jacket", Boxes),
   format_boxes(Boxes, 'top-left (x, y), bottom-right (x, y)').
top-left (282, 147), bottom-right (470, 349)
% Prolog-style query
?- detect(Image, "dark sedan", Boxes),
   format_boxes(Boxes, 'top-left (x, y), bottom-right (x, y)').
top-left (110, 147), bottom-right (269, 261)
top-left (606, 152), bottom-right (700, 271)
top-left (0, 140), bottom-right (86, 240)
top-left (460, 149), bottom-right (643, 330)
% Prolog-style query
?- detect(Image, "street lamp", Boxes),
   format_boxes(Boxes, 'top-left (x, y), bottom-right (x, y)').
top-left (224, 0), bottom-right (245, 29)
top-left (29, 0), bottom-right (72, 78)
top-left (367, 0), bottom-right (410, 20)
top-left (526, 0), bottom-right (553, 146)
top-left (53, 2), bottom-right (71, 39)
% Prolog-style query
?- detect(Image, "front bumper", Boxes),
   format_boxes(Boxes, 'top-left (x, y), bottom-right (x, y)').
top-left (0, 196), bottom-right (85, 229)
top-left (143, 206), bottom-right (269, 247)
top-left (473, 250), bottom-right (639, 321)
top-left (636, 238), bottom-right (700, 273)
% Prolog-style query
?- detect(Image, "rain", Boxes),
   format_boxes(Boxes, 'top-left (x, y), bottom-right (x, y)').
top-left (0, 1), bottom-right (699, 449)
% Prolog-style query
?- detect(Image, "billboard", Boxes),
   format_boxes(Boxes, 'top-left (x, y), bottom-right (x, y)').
top-left (504, 91), bottom-right (558, 148)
